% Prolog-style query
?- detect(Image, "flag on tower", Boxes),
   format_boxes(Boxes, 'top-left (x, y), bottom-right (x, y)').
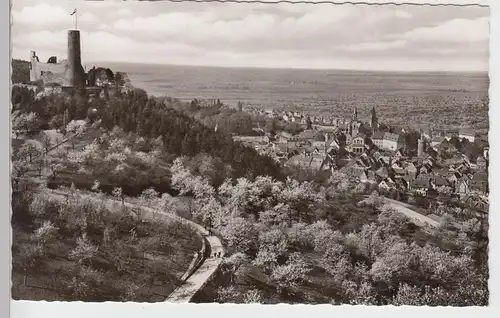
top-left (70, 8), bottom-right (77, 16)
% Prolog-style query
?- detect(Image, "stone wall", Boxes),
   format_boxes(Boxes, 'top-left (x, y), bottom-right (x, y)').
top-left (30, 52), bottom-right (69, 86)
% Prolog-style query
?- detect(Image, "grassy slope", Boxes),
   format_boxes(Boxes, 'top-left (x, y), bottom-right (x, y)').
top-left (11, 194), bottom-right (202, 302)
top-left (11, 128), bottom-right (202, 301)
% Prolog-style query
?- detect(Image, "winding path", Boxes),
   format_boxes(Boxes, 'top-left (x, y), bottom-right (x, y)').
top-left (166, 236), bottom-right (224, 303)
top-left (381, 197), bottom-right (440, 228)
top-left (44, 188), bottom-right (224, 303)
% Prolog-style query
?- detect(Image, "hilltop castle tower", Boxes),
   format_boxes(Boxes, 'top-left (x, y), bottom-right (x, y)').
top-left (29, 29), bottom-right (86, 87)
top-left (67, 30), bottom-right (86, 87)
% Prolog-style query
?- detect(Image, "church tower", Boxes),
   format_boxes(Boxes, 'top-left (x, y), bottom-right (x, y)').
top-left (352, 107), bottom-right (358, 122)
top-left (370, 106), bottom-right (378, 129)
top-left (418, 135), bottom-right (425, 157)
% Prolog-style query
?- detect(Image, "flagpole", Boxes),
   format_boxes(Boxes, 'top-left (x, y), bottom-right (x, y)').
top-left (75, 9), bottom-right (78, 30)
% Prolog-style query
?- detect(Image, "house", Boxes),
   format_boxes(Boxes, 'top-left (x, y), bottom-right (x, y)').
top-left (432, 168), bottom-right (455, 179)
top-left (430, 176), bottom-right (451, 189)
top-left (310, 154), bottom-right (326, 170)
top-left (470, 171), bottom-right (488, 195)
top-left (342, 164), bottom-right (368, 182)
top-left (459, 129), bottom-right (476, 143)
top-left (431, 136), bottom-right (446, 148)
top-left (476, 156), bottom-right (487, 170)
top-left (421, 129), bottom-right (432, 141)
top-left (312, 140), bottom-right (326, 150)
top-left (406, 163), bottom-right (418, 180)
top-left (392, 163), bottom-right (406, 176)
top-left (393, 148), bottom-right (408, 160)
top-left (456, 176), bottom-right (470, 196)
top-left (298, 130), bottom-right (316, 141)
top-left (378, 180), bottom-right (391, 191)
top-left (420, 165), bottom-right (430, 175)
top-left (375, 166), bottom-right (389, 179)
top-left (382, 132), bottom-right (404, 151)
top-left (278, 131), bottom-right (299, 143)
top-left (371, 131), bottom-right (385, 149)
top-left (445, 129), bottom-right (459, 141)
top-left (464, 195), bottom-right (489, 213)
top-left (348, 133), bottom-right (367, 154)
top-left (233, 135), bottom-right (270, 145)
top-left (435, 138), bottom-right (451, 152)
top-left (410, 176), bottom-right (430, 195)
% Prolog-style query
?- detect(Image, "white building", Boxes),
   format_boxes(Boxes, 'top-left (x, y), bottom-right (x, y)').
top-left (382, 132), bottom-right (404, 151)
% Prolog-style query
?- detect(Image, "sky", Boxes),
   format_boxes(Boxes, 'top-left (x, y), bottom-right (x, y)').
top-left (11, 0), bottom-right (490, 72)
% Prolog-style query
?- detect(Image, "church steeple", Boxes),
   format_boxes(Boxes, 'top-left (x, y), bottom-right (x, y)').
top-left (370, 106), bottom-right (378, 128)
top-left (353, 106), bottom-right (358, 122)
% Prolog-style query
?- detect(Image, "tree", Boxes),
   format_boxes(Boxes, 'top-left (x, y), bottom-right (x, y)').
top-left (270, 252), bottom-right (310, 293)
top-left (221, 252), bottom-right (248, 283)
top-left (369, 241), bottom-right (417, 285)
top-left (287, 222), bottom-right (315, 250)
top-left (40, 132), bottom-right (53, 154)
top-left (306, 116), bottom-right (312, 130)
top-left (69, 266), bottom-right (104, 301)
top-left (259, 203), bottom-right (290, 228)
top-left (220, 217), bottom-right (258, 255)
top-left (66, 120), bottom-right (87, 135)
top-left (49, 114), bottom-right (64, 131)
top-left (11, 158), bottom-right (31, 185)
top-left (284, 122), bottom-right (303, 135)
top-left (68, 233), bottom-right (99, 265)
top-left (18, 242), bottom-right (44, 286)
top-left (12, 111), bottom-right (40, 134)
top-left (243, 289), bottom-right (262, 303)
top-left (216, 285), bottom-right (240, 303)
top-left (392, 283), bottom-right (426, 306)
top-left (358, 191), bottom-right (384, 209)
top-left (19, 140), bottom-right (43, 163)
top-left (342, 280), bottom-right (377, 305)
top-left (112, 187), bottom-right (125, 206)
top-left (139, 187), bottom-right (159, 208)
top-left (377, 204), bottom-right (411, 235)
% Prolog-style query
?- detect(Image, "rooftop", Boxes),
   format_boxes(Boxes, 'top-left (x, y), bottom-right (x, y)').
top-left (384, 132), bottom-right (400, 142)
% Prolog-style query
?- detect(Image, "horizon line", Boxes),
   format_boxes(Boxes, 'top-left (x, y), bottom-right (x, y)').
top-left (84, 60), bottom-right (489, 74)
top-left (12, 56), bottom-right (488, 73)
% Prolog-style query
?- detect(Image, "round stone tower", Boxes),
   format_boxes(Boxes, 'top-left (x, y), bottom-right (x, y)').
top-left (67, 30), bottom-right (85, 87)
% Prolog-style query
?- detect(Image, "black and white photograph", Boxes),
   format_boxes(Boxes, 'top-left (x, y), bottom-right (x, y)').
top-left (10, 0), bottom-right (490, 306)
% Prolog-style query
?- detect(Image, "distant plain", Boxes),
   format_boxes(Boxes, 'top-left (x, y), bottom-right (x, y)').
top-left (98, 62), bottom-right (490, 133)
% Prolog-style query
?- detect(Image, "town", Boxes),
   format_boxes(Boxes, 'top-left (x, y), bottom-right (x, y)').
top-left (233, 104), bottom-right (489, 219)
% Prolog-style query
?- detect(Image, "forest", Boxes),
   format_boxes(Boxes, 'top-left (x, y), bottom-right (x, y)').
top-left (11, 83), bottom-right (283, 184)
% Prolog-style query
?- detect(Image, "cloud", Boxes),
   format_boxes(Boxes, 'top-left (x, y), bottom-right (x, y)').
top-left (110, 8), bottom-right (133, 19)
top-left (340, 40), bottom-right (407, 52)
top-left (11, 1), bottom-right (490, 71)
top-left (12, 3), bottom-right (96, 28)
top-left (403, 17), bottom-right (489, 43)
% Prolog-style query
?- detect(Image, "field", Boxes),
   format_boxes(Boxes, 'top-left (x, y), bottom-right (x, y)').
top-left (99, 62), bottom-right (489, 133)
